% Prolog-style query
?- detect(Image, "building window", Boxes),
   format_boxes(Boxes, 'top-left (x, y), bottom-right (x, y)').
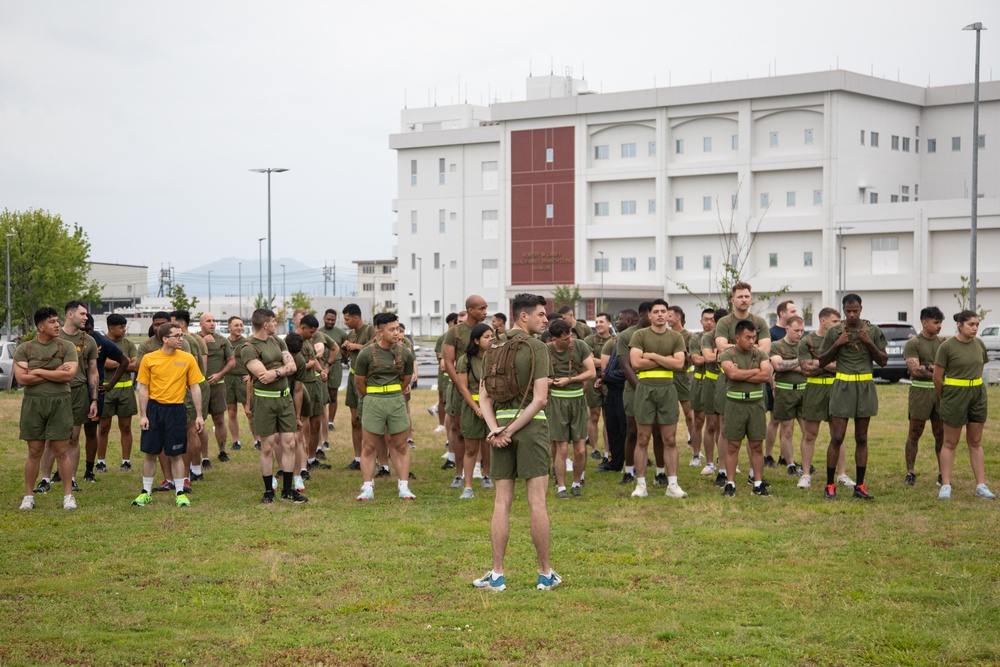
top-left (411, 253), bottom-right (416, 270)
top-left (703, 255), bottom-right (711, 270)
top-left (648, 199), bottom-right (656, 214)
top-left (649, 257), bottom-right (657, 271)
top-left (675, 198), bottom-right (684, 213)
top-left (381, 282), bottom-right (395, 291)
top-left (595, 145), bottom-right (609, 160)
top-left (382, 265), bottom-right (392, 274)
top-left (703, 196), bottom-right (712, 212)
top-left (891, 194), bottom-right (899, 203)
top-left (621, 200), bottom-right (637, 215)
top-left (803, 251), bottom-right (813, 267)
top-left (439, 209), bottom-right (446, 233)
top-left (410, 210), bottom-right (417, 234)
top-left (901, 185), bottom-right (909, 194)
top-left (481, 161), bottom-right (498, 190)
top-left (860, 130), bottom-right (865, 145)
top-left (594, 202), bottom-right (609, 216)
top-left (927, 139), bottom-right (936, 153)
top-left (362, 283), bottom-right (374, 292)
top-left (450, 163), bottom-right (457, 172)
top-left (731, 194), bottom-right (738, 210)
top-left (545, 147), bottom-right (554, 163)
top-left (433, 253), bottom-right (440, 269)
top-left (384, 300), bottom-right (393, 309)
top-left (872, 236), bottom-right (899, 275)
top-left (769, 131), bottom-right (779, 147)
top-left (769, 253), bottom-right (778, 268)
top-left (450, 260), bottom-right (457, 269)
top-left (410, 159), bottom-right (417, 186)
top-left (871, 132), bottom-right (879, 147)
top-left (595, 257), bottom-right (609, 273)
top-left (760, 193), bottom-right (770, 208)
top-left (902, 137), bottom-right (910, 152)
top-left (648, 141), bottom-right (656, 156)
top-left (411, 300), bottom-right (416, 314)
top-left (891, 135), bottom-right (900, 150)
top-left (482, 210), bottom-right (498, 239)
top-left (870, 192), bottom-right (879, 204)
top-left (675, 139), bottom-right (684, 154)
top-left (786, 191), bottom-right (796, 207)
top-left (952, 137), bottom-right (961, 151)
top-left (813, 190), bottom-right (822, 205)
top-left (450, 212), bottom-right (457, 221)
top-left (804, 129), bottom-right (814, 145)
top-left (621, 143), bottom-right (636, 158)
top-left (901, 196), bottom-right (909, 202)
top-left (433, 300), bottom-right (440, 314)
top-left (621, 257), bottom-right (636, 272)
top-left (545, 204), bottom-right (554, 219)
top-left (732, 135), bottom-right (739, 150)
top-left (362, 265), bottom-right (375, 274)
top-left (482, 259), bottom-right (499, 288)
top-left (703, 137), bottom-right (712, 152)
top-left (675, 256), bottom-right (683, 270)
top-left (439, 158), bottom-right (445, 184)
top-left (978, 135), bottom-right (986, 148)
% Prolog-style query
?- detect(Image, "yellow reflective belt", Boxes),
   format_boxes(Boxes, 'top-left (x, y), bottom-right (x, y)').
top-left (694, 372), bottom-right (704, 380)
top-left (704, 371), bottom-right (719, 380)
top-left (471, 393), bottom-right (479, 401)
top-left (911, 380), bottom-right (935, 389)
top-left (835, 373), bottom-right (873, 382)
top-left (637, 370), bottom-right (673, 379)
top-left (774, 381), bottom-right (806, 391)
top-left (254, 388), bottom-right (290, 398)
top-left (366, 383), bottom-right (403, 394)
top-left (944, 377), bottom-right (983, 387)
top-left (727, 390), bottom-right (764, 400)
top-left (551, 388), bottom-right (584, 398)
top-left (686, 365), bottom-right (695, 373)
top-left (114, 380), bottom-right (133, 389)
top-left (496, 409), bottom-right (547, 421)
top-left (349, 367), bottom-right (355, 374)
top-left (807, 377), bottom-right (835, 385)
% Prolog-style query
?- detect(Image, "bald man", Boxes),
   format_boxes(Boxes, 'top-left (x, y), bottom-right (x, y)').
top-left (196, 313), bottom-right (236, 463)
top-left (442, 295), bottom-right (489, 489)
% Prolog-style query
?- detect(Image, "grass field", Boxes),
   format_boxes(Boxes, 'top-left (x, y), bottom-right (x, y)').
top-left (2, 385), bottom-right (1000, 666)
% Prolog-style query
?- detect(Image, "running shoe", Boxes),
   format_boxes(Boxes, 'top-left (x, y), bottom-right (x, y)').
top-left (689, 456), bottom-right (703, 467)
top-left (356, 487), bottom-right (375, 501)
top-left (183, 481), bottom-right (193, 494)
top-left (937, 474), bottom-right (942, 487)
top-left (63, 495), bottom-right (77, 510)
top-left (764, 455), bottom-right (776, 469)
top-left (308, 460), bottom-right (332, 470)
top-left (752, 483), bottom-right (772, 497)
top-left (787, 464), bottom-right (799, 476)
top-left (975, 484), bottom-right (996, 500)
top-left (665, 483), bottom-right (688, 499)
top-left (472, 571), bottom-right (506, 591)
top-left (301, 469), bottom-right (311, 481)
top-left (481, 476), bottom-right (494, 490)
top-left (261, 491), bottom-right (275, 504)
top-left (218, 451), bottom-right (230, 463)
top-left (565, 458), bottom-right (574, 472)
top-left (132, 492), bottom-right (152, 507)
top-left (408, 439), bottom-right (416, 450)
top-left (837, 474), bottom-right (856, 488)
top-left (536, 571), bottom-right (562, 591)
top-left (450, 476), bottom-right (464, 489)
top-left (459, 488), bottom-right (475, 499)
top-left (315, 449), bottom-right (327, 460)
top-left (722, 483), bottom-right (736, 497)
top-left (653, 473), bottom-right (668, 487)
top-left (472, 463), bottom-right (483, 479)
top-left (190, 473), bottom-right (205, 481)
top-left (231, 440), bottom-right (242, 450)
top-left (175, 493), bottom-right (191, 508)
top-left (201, 458), bottom-right (212, 470)
top-left (556, 489), bottom-right (569, 499)
top-left (824, 484), bottom-right (836, 499)
top-left (441, 460), bottom-right (456, 470)
top-left (19, 496), bottom-right (34, 511)
top-left (905, 472), bottom-right (917, 486)
top-left (714, 471), bottom-right (727, 488)
top-left (344, 460), bottom-right (361, 471)
top-left (53, 471), bottom-right (61, 482)
top-left (797, 474), bottom-right (812, 489)
top-left (938, 484), bottom-right (952, 499)
top-left (427, 405), bottom-right (438, 416)
top-left (630, 484), bottom-right (648, 498)
top-left (398, 488), bottom-right (416, 501)
top-left (71, 480), bottom-right (82, 492)
top-left (590, 450), bottom-right (603, 461)
top-left (281, 490), bottom-right (308, 504)
top-left (778, 457), bottom-right (788, 466)
top-left (95, 462), bottom-right (107, 473)
top-left (328, 420), bottom-right (336, 429)
top-left (295, 483), bottom-right (307, 492)
top-left (375, 467), bottom-right (391, 478)
top-left (254, 440), bottom-right (262, 450)
top-left (433, 424), bottom-right (445, 433)
top-left (853, 484), bottom-right (874, 500)
top-left (322, 440), bottom-right (331, 450)
top-left (700, 463), bottom-right (717, 476)
top-left (571, 486), bottom-right (582, 497)
top-left (33, 480), bottom-right (51, 494)
top-left (153, 480), bottom-right (175, 492)
top-left (619, 472), bottom-right (635, 485)
top-left (120, 461), bottom-right (132, 471)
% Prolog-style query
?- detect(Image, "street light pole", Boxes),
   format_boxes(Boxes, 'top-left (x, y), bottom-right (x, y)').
top-left (249, 168), bottom-right (289, 307)
top-left (416, 257), bottom-right (423, 339)
top-left (257, 237), bottom-right (265, 306)
top-left (964, 22), bottom-right (985, 312)
top-left (208, 270), bottom-right (213, 312)
top-left (281, 264), bottom-right (286, 302)
top-left (598, 250), bottom-right (605, 314)
top-left (441, 257), bottom-right (445, 337)
top-left (5, 233), bottom-right (13, 340)
top-left (835, 225), bottom-right (854, 305)
top-left (238, 262), bottom-right (242, 317)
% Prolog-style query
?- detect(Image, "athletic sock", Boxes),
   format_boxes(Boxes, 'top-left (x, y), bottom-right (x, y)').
top-left (490, 571), bottom-right (502, 581)
top-left (656, 467), bottom-right (665, 476)
top-left (557, 486), bottom-right (566, 493)
top-left (636, 477), bottom-right (646, 487)
top-left (41, 477), bottom-right (50, 484)
top-left (754, 480), bottom-right (762, 488)
top-left (446, 452), bottom-right (456, 462)
top-left (97, 459), bottom-right (105, 466)
top-left (398, 480), bottom-right (409, 492)
top-left (85, 461), bottom-right (94, 475)
top-left (293, 474), bottom-right (303, 489)
top-left (282, 471), bottom-right (293, 493)
top-left (668, 476), bottom-right (678, 486)
top-left (173, 478), bottom-right (185, 493)
top-left (263, 475), bottom-right (273, 492)
top-left (362, 481), bottom-right (374, 491)
top-left (626, 466), bottom-right (635, 475)
top-left (827, 467), bottom-right (836, 486)
top-left (381, 465), bottom-right (390, 473)
top-left (190, 464), bottom-right (202, 475)
top-left (121, 459), bottom-right (130, 465)
top-left (142, 477), bottom-right (154, 494)
top-left (354, 457), bottom-right (361, 463)
top-left (308, 458), bottom-right (316, 464)
top-left (856, 466), bottom-right (866, 485)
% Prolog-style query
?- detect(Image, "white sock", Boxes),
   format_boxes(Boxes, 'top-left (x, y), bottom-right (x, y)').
top-left (557, 486), bottom-right (566, 493)
top-left (362, 481), bottom-right (374, 491)
top-left (293, 475), bottom-right (303, 488)
top-left (656, 467), bottom-right (665, 476)
top-left (97, 459), bottom-right (105, 465)
top-left (42, 477), bottom-right (50, 483)
top-left (446, 452), bottom-right (455, 462)
top-left (754, 480), bottom-right (762, 488)
top-left (636, 477), bottom-right (646, 487)
top-left (668, 476), bottom-right (678, 485)
top-left (626, 466), bottom-right (635, 475)
top-left (190, 465), bottom-right (202, 475)
top-left (381, 465), bottom-right (389, 472)
top-left (122, 459), bottom-right (130, 464)
top-left (398, 480), bottom-right (409, 492)
top-left (571, 482), bottom-right (581, 488)
top-left (490, 571), bottom-right (502, 581)
top-left (354, 457), bottom-right (361, 463)
top-left (308, 458), bottom-right (316, 464)
top-left (719, 469), bottom-right (727, 475)
top-left (142, 477), bottom-right (154, 494)
top-left (173, 478), bottom-right (185, 493)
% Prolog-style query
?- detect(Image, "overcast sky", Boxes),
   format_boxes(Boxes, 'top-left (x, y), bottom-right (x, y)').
top-left (1, 1), bottom-right (995, 294)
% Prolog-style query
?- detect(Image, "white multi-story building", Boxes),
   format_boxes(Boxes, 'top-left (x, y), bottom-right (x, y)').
top-left (353, 258), bottom-right (398, 319)
top-left (390, 70), bottom-right (999, 327)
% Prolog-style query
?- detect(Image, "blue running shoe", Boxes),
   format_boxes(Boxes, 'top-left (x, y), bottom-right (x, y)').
top-left (536, 571), bottom-right (563, 591)
top-left (472, 571), bottom-right (506, 591)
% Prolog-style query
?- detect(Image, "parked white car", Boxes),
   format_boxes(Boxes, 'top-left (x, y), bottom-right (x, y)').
top-left (0, 340), bottom-right (18, 390)
top-left (979, 323), bottom-right (1000, 355)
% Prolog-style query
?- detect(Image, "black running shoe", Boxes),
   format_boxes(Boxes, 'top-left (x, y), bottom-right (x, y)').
top-left (33, 479), bottom-right (51, 494)
top-left (72, 479), bottom-right (82, 492)
top-left (752, 483), bottom-right (772, 497)
top-left (301, 469), bottom-right (311, 481)
top-left (120, 461), bottom-right (132, 471)
top-left (95, 461), bottom-right (107, 473)
top-left (937, 474), bottom-right (942, 487)
top-left (764, 456), bottom-right (776, 469)
top-left (777, 457), bottom-right (788, 466)
top-left (722, 483), bottom-right (736, 497)
top-left (231, 441), bottom-right (242, 450)
top-left (83, 472), bottom-right (97, 483)
top-left (654, 473), bottom-right (668, 487)
top-left (190, 472), bottom-right (205, 481)
top-left (218, 451), bottom-right (230, 463)
top-left (201, 458), bottom-right (212, 470)
top-left (853, 484), bottom-right (874, 500)
top-left (52, 471), bottom-right (62, 482)
top-left (905, 472), bottom-right (917, 486)
top-left (281, 489), bottom-right (308, 504)
top-left (375, 467), bottom-right (391, 478)
top-left (315, 449), bottom-right (328, 460)
top-left (590, 450), bottom-right (603, 461)
top-left (787, 464), bottom-right (799, 476)
top-left (344, 460), bottom-right (361, 471)
top-left (308, 460), bottom-right (332, 470)
top-left (619, 472), bottom-right (635, 485)
top-left (261, 491), bottom-right (275, 504)
top-left (254, 440), bottom-right (262, 451)
top-left (441, 460), bottom-right (456, 470)
top-left (715, 471), bottom-right (727, 488)
top-left (409, 471), bottom-right (416, 480)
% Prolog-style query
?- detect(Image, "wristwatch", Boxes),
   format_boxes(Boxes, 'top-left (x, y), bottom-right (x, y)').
top-left (275, 369), bottom-right (282, 378)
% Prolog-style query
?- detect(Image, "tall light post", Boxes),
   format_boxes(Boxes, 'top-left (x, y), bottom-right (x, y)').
top-left (238, 262), bottom-right (242, 317)
top-left (207, 270), bottom-right (213, 312)
top-left (257, 237), bottom-right (266, 305)
top-left (835, 225), bottom-right (854, 305)
top-left (249, 167), bottom-right (289, 304)
top-left (281, 264), bottom-right (286, 301)
top-left (416, 256), bottom-right (423, 338)
top-left (598, 250), bottom-right (605, 314)
top-left (964, 22), bottom-right (986, 312)
top-left (5, 233), bottom-right (14, 340)
top-left (440, 256), bottom-right (446, 336)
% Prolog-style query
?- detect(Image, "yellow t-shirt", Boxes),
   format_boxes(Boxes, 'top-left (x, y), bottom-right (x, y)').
top-left (137, 349), bottom-right (205, 404)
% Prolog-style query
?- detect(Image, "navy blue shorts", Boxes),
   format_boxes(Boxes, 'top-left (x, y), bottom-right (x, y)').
top-left (140, 400), bottom-right (188, 457)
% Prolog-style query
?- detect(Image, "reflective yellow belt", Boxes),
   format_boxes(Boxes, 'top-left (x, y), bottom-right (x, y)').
top-left (471, 393), bottom-right (479, 401)
top-left (366, 383), bottom-right (402, 394)
top-left (944, 378), bottom-right (983, 387)
top-left (551, 388), bottom-right (584, 398)
top-left (694, 372), bottom-right (704, 380)
top-left (774, 381), bottom-right (806, 391)
top-left (911, 380), bottom-right (936, 389)
top-left (496, 409), bottom-right (546, 421)
top-left (686, 365), bottom-right (695, 373)
top-left (254, 388), bottom-right (290, 398)
top-left (807, 377), bottom-right (835, 385)
top-left (637, 370), bottom-right (673, 379)
top-left (349, 367), bottom-right (355, 374)
top-left (114, 380), bottom-right (132, 389)
top-left (835, 373), bottom-right (873, 382)
top-left (704, 371), bottom-right (719, 380)
top-left (727, 390), bottom-right (764, 401)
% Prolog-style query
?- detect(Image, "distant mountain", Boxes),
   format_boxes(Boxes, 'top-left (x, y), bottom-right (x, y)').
top-left (147, 257), bottom-right (358, 298)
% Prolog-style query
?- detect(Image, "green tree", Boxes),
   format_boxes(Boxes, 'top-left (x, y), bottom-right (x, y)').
top-left (0, 208), bottom-right (102, 334)
top-left (954, 275), bottom-right (991, 320)
top-left (289, 291), bottom-right (312, 313)
top-left (167, 284), bottom-right (199, 313)
top-left (552, 284), bottom-right (581, 310)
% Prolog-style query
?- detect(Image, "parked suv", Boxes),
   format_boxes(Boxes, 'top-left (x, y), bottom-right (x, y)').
top-left (979, 323), bottom-right (1000, 356)
top-left (872, 322), bottom-right (917, 382)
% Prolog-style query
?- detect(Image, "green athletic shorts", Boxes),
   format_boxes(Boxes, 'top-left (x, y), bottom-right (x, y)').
top-left (674, 370), bottom-right (692, 402)
top-left (185, 380), bottom-right (211, 423)
top-left (547, 393), bottom-right (588, 442)
top-left (446, 382), bottom-right (462, 417)
top-left (715, 371), bottom-right (728, 416)
top-left (802, 382), bottom-right (832, 422)
top-left (70, 384), bottom-right (91, 425)
top-left (208, 383), bottom-right (227, 416)
top-left (360, 393), bottom-right (409, 435)
top-left (623, 383), bottom-right (636, 418)
top-left (908, 386), bottom-right (940, 422)
top-left (20, 394), bottom-right (74, 441)
top-left (101, 384), bottom-right (138, 419)
top-left (225, 375), bottom-right (247, 406)
top-left (460, 399), bottom-right (489, 439)
top-left (328, 362), bottom-right (344, 391)
top-left (829, 380), bottom-right (879, 419)
top-left (300, 381), bottom-right (325, 418)
top-left (633, 383), bottom-right (679, 426)
top-left (251, 391), bottom-right (296, 437)
top-left (490, 414), bottom-right (550, 480)
top-left (773, 385), bottom-right (805, 421)
top-left (585, 381), bottom-right (606, 409)
top-left (724, 397), bottom-right (766, 441)
top-left (345, 371), bottom-right (360, 408)
top-left (690, 376), bottom-right (703, 412)
top-left (939, 385), bottom-right (988, 427)
top-left (700, 376), bottom-right (719, 414)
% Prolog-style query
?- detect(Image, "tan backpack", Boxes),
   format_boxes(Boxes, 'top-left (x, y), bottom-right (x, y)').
top-left (482, 332), bottom-right (535, 407)
top-left (547, 341), bottom-right (580, 378)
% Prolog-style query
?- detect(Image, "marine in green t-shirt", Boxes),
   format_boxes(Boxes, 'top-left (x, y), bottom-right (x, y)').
top-left (768, 317), bottom-right (807, 473)
top-left (341, 305), bottom-right (376, 468)
top-left (902, 308), bottom-right (945, 484)
top-left (546, 319), bottom-right (597, 496)
top-left (321, 309), bottom-right (348, 428)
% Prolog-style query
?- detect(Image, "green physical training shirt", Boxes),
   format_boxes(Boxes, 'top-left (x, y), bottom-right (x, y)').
top-left (820, 322), bottom-right (887, 375)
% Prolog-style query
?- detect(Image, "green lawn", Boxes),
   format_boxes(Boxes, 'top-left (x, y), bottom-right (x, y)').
top-left (2, 385), bottom-right (999, 666)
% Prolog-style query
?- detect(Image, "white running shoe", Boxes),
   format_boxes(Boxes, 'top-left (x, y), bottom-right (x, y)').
top-left (356, 487), bottom-right (375, 501)
top-left (566, 458), bottom-right (574, 472)
top-left (398, 488), bottom-right (416, 500)
top-left (63, 495), bottom-right (77, 510)
top-left (665, 483), bottom-right (688, 499)
top-left (797, 474), bottom-right (812, 489)
top-left (700, 462), bottom-right (717, 476)
top-left (472, 463), bottom-right (483, 479)
top-left (689, 456), bottom-right (702, 467)
top-left (938, 484), bottom-right (952, 499)
top-left (975, 484), bottom-right (996, 500)
top-left (459, 488), bottom-right (475, 499)
top-left (19, 496), bottom-right (34, 511)
top-left (433, 424), bottom-right (446, 433)
top-left (631, 484), bottom-right (648, 498)
top-left (837, 474), bottom-right (856, 488)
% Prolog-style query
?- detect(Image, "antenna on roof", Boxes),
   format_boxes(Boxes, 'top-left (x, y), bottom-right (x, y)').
top-left (404, 89), bottom-right (407, 109)
top-left (529, 58), bottom-right (532, 76)
top-left (550, 55), bottom-right (553, 75)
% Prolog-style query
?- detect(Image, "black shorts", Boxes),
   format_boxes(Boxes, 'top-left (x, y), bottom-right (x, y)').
top-left (140, 400), bottom-right (188, 457)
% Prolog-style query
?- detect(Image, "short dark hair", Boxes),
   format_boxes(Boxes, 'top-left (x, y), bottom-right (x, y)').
top-left (285, 332), bottom-right (303, 354)
top-left (64, 300), bottom-right (86, 314)
top-left (34, 306), bottom-right (58, 327)
top-left (713, 308), bottom-right (729, 322)
top-left (776, 300), bottom-right (794, 316)
top-left (398, 322), bottom-right (406, 331)
top-left (84, 313), bottom-right (94, 329)
top-left (170, 310), bottom-right (191, 325)
top-left (595, 312), bottom-right (611, 322)
top-left (954, 309), bottom-right (978, 325)
top-left (546, 312), bottom-right (561, 322)
top-left (734, 319), bottom-right (756, 336)
top-left (325, 308), bottom-right (337, 316)
top-left (251, 308), bottom-right (275, 330)
top-left (842, 293), bottom-right (862, 306)
top-left (227, 315), bottom-right (243, 325)
top-left (373, 312), bottom-right (399, 328)
top-left (638, 301), bottom-right (654, 315)
top-left (785, 316), bottom-right (804, 327)
top-left (299, 314), bottom-right (319, 329)
top-left (548, 318), bottom-right (571, 337)
top-left (511, 293), bottom-right (547, 321)
top-left (701, 308), bottom-right (715, 317)
top-left (467, 322), bottom-right (493, 357)
top-left (920, 306), bottom-right (945, 322)
top-left (492, 312), bottom-right (507, 323)
top-left (618, 309), bottom-right (638, 326)
top-left (106, 314), bottom-right (127, 328)
top-left (157, 322), bottom-right (178, 342)
top-left (446, 312), bottom-right (459, 325)
top-left (152, 311), bottom-right (170, 322)
top-left (342, 303), bottom-right (362, 317)
top-left (650, 298), bottom-right (669, 310)
top-left (730, 282), bottom-right (752, 298)
top-left (668, 305), bottom-right (685, 325)
top-left (818, 307), bottom-right (840, 320)
top-left (557, 305), bottom-right (574, 316)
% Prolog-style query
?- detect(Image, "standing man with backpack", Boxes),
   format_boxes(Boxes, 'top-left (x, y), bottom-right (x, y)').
top-left (546, 318), bottom-right (596, 498)
top-left (474, 293), bottom-right (560, 592)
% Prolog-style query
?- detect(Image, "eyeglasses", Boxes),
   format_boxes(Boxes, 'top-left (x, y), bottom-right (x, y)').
top-left (166, 333), bottom-right (185, 339)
